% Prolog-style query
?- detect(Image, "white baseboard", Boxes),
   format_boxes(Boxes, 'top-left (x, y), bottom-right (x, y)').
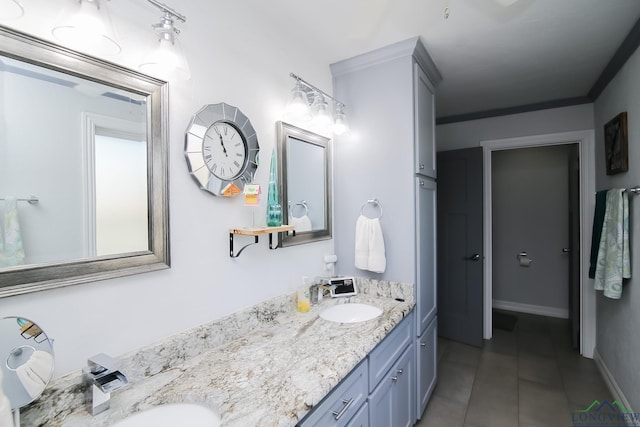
top-left (492, 299), bottom-right (569, 319)
top-left (593, 347), bottom-right (638, 424)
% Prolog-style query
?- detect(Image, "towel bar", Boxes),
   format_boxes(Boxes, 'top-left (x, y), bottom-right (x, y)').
top-left (0, 196), bottom-right (39, 204)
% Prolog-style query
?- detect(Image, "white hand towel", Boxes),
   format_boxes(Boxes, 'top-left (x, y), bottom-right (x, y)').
top-left (16, 356), bottom-right (47, 399)
top-left (368, 218), bottom-right (386, 273)
top-left (0, 369), bottom-right (14, 427)
top-left (290, 215), bottom-right (312, 232)
top-left (0, 196), bottom-right (25, 268)
top-left (594, 189), bottom-right (631, 299)
top-left (354, 215), bottom-right (387, 273)
top-left (354, 215), bottom-right (370, 270)
top-left (28, 351), bottom-right (54, 384)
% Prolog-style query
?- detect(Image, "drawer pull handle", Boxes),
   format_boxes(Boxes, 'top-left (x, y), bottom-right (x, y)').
top-left (332, 398), bottom-right (354, 420)
top-left (420, 342), bottom-right (427, 347)
top-left (419, 164), bottom-right (425, 170)
top-left (397, 369), bottom-right (404, 375)
top-left (391, 376), bottom-right (398, 382)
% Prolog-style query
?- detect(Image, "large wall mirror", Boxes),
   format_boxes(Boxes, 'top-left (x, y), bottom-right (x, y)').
top-left (0, 26), bottom-right (169, 297)
top-left (276, 122), bottom-right (331, 247)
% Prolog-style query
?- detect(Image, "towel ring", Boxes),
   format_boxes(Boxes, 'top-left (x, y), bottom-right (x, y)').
top-left (289, 200), bottom-right (309, 219)
top-left (360, 198), bottom-right (383, 219)
top-left (6, 345), bottom-right (36, 371)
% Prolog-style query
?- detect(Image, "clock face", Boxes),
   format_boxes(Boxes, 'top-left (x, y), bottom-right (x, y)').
top-left (185, 103), bottom-right (259, 197)
top-left (203, 121), bottom-right (247, 180)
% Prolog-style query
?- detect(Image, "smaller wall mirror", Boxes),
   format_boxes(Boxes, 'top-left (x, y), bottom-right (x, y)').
top-left (1, 316), bottom-right (54, 411)
top-left (276, 122), bottom-right (331, 247)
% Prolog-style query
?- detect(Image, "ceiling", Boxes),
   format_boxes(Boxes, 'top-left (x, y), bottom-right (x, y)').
top-left (250, 0), bottom-right (640, 123)
top-left (5, 0), bottom-right (640, 124)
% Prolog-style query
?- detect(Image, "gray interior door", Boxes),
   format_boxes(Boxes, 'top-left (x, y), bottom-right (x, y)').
top-left (436, 147), bottom-right (484, 347)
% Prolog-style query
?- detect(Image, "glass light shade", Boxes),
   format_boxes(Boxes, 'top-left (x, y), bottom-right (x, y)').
top-left (0, 0), bottom-right (24, 20)
top-left (52, 0), bottom-right (121, 56)
top-left (139, 36), bottom-right (191, 81)
top-left (333, 105), bottom-right (349, 136)
top-left (284, 82), bottom-right (311, 123)
top-left (310, 93), bottom-right (332, 134)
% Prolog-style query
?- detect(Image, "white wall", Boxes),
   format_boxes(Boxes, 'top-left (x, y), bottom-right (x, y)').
top-left (593, 45), bottom-right (640, 411)
top-left (436, 104), bottom-right (594, 151)
top-left (0, 1), bottom-right (333, 377)
top-left (332, 54), bottom-right (416, 284)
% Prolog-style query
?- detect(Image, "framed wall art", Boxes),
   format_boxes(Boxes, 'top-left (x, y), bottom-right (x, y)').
top-left (604, 112), bottom-right (628, 175)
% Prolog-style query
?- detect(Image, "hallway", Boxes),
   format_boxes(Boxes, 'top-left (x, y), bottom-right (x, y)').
top-left (418, 311), bottom-right (613, 427)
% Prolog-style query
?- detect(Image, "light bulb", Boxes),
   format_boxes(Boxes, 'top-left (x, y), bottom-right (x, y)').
top-left (139, 13), bottom-right (191, 81)
top-left (52, 0), bottom-right (121, 56)
top-left (333, 104), bottom-right (349, 136)
top-left (284, 81), bottom-right (311, 123)
top-left (311, 93), bottom-right (332, 134)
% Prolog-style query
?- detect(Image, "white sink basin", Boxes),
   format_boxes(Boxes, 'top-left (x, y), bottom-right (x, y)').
top-left (112, 403), bottom-right (220, 427)
top-left (319, 303), bottom-right (383, 323)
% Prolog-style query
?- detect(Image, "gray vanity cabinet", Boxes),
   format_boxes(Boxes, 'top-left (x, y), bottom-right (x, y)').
top-left (298, 311), bottom-right (415, 427)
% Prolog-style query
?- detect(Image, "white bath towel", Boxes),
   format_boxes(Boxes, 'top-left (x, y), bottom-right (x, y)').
top-left (594, 189), bottom-right (631, 299)
top-left (15, 351), bottom-right (53, 399)
top-left (0, 369), bottom-right (14, 427)
top-left (0, 196), bottom-right (25, 268)
top-left (290, 215), bottom-right (312, 232)
top-left (354, 215), bottom-right (386, 273)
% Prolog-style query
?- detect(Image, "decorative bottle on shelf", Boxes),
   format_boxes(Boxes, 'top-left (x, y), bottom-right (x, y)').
top-left (266, 149), bottom-right (282, 227)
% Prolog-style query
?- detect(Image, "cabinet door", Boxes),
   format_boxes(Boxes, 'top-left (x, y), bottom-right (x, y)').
top-left (414, 62), bottom-right (436, 178)
top-left (416, 316), bottom-right (438, 420)
top-left (416, 177), bottom-right (437, 334)
top-left (392, 344), bottom-right (415, 427)
top-left (369, 345), bottom-right (415, 427)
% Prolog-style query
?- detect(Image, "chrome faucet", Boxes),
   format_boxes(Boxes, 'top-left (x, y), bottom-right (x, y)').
top-left (83, 353), bottom-right (128, 415)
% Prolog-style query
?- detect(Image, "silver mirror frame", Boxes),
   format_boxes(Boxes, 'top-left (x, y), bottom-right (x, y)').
top-left (0, 26), bottom-right (170, 297)
top-left (276, 121), bottom-right (332, 247)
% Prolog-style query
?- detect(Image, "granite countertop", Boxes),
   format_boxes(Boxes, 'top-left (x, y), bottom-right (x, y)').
top-left (24, 280), bottom-right (414, 427)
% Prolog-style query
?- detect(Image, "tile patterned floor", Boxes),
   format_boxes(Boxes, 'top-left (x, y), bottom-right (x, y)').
top-left (416, 311), bottom-right (613, 427)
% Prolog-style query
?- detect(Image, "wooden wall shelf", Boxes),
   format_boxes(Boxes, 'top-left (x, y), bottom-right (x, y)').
top-left (229, 225), bottom-right (295, 258)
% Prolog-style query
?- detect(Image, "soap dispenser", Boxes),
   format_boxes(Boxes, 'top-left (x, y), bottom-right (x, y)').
top-left (297, 276), bottom-right (311, 312)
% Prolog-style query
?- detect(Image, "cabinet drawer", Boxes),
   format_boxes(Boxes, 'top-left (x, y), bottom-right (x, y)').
top-left (298, 360), bottom-right (368, 427)
top-left (368, 310), bottom-right (414, 392)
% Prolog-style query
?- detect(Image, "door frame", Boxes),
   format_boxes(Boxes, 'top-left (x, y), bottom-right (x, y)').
top-left (481, 130), bottom-right (596, 358)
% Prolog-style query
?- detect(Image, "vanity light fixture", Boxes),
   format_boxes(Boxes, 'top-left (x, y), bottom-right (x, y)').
top-left (0, 0), bottom-right (24, 20)
top-left (139, 0), bottom-right (190, 81)
top-left (286, 72), bottom-right (349, 136)
top-left (52, 0), bottom-right (121, 56)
